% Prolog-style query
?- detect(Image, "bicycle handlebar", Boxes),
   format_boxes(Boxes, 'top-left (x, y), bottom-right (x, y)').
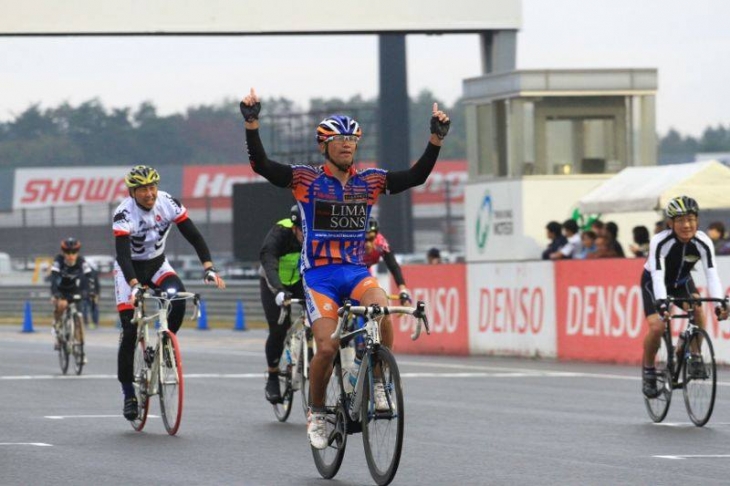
top-left (665, 296), bottom-right (730, 321)
top-left (332, 300), bottom-right (430, 341)
top-left (132, 290), bottom-right (202, 324)
top-left (277, 298), bottom-right (306, 325)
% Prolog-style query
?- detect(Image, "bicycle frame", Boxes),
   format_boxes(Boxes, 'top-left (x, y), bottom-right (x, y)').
top-left (331, 301), bottom-right (429, 420)
top-left (663, 296), bottom-right (726, 388)
top-left (133, 290), bottom-right (200, 397)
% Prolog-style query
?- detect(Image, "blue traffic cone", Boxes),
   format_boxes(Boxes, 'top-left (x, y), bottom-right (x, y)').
top-left (197, 299), bottom-right (209, 330)
top-left (22, 301), bottom-right (34, 333)
top-left (234, 300), bottom-right (246, 331)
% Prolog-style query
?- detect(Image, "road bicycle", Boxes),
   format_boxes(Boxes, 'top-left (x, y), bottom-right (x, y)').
top-left (272, 298), bottom-right (313, 422)
top-left (57, 294), bottom-right (85, 375)
top-left (312, 300), bottom-right (429, 486)
top-left (129, 288), bottom-right (200, 435)
top-left (645, 296), bottom-right (727, 427)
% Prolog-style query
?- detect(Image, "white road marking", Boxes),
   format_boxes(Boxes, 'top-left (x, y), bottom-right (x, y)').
top-left (44, 414), bottom-right (159, 420)
top-left (654, 454), bottom-right (730, 460)
top-left (0, 442), bottom-right (52, 447)
top-left (652, 422), bottom-right (730, 427)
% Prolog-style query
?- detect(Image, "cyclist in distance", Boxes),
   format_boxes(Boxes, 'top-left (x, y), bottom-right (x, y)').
top-left (113, 165), bottom-right (227, 421)
top-left (362, 217), bottom-right (411, 304)
top-left (259, 204), bottom-right (305, 404)
top-left (641, 196), bottom-right (729, 398)
top-left (240, 87), bottom-right (450, 449)
top-left (50, 237), bottom-right (93, 353)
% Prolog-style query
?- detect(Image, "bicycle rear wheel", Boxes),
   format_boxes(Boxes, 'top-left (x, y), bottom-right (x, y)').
top-left (362, 346), bottom-right (404, 486)
top-left (273, 334), bottom-right (294, 423)
top-left (159, 330), bottom-right (185, 435)
top-left (644, 332), bottom-right (673, 423)
top-left (58, 319), bottom-right (70, 375)
top-left (312, 356), bottom-right (347, 479)
top-left (683, 328), bottom-right (716, 426)
top-left (131, 338), bottom-right (150, 432)
top-left (72, 313), bottom-right (84, 375)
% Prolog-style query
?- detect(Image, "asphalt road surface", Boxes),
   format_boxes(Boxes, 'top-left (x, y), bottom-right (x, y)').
top-left (2, 324), bottom-right (730, 485)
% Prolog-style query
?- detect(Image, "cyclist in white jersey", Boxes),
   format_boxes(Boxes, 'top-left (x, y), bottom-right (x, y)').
top-left (113, 165), bottom-right (226, 421)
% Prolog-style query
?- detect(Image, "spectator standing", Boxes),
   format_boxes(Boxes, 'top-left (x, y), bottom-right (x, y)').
top-left (576, 230), bottom-right (597, 259)
top-left (591, 220), bottom-right (606, 238)
top-left (654, 219), bottom-right (667, 235)
top-left (706, 221), bottom-right (727, 254)
top-left (550, 219), bottom-right (581, 259)
top-left (541, 221), bottom-right (568, 260)
top-left (426, 247), bottom-right (442, 264)
top-left (81, 263), bottom-right (101, 329)
top-left (605, 221), bottom-right (625, 257)
top-left (586, 235), bottom-right (618, 259)
top-left (629, 225), bottom-right (651, 258)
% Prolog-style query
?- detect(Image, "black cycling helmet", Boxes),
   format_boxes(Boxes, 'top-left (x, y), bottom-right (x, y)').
top-left (61, 237), bottom-right (81, 253)
top-left (367, 217), bottom-right (379, 233)
top-left (290, 204), bottom-right (301, 227)
top-left (666, 196), bottom-right (699, 219)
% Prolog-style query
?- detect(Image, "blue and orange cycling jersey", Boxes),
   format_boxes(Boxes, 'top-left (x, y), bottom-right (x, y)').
top-left (291, 163), bottom-right (387, 270)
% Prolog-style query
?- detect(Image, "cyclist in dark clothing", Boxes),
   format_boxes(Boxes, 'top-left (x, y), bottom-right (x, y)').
top-left (50, 237), bottom-right (93, 352)
top-left (641, 196), bottom-right (729, 398)
top-left (260, 205), bottom-right (305, 403)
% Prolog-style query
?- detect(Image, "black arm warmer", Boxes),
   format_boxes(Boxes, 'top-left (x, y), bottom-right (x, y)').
top-left (385, 142), bottom-right (441, 195)
top-left (177, 218), bottom-right (213, 264)
top-left (246, 129), bottom-right (293, 188)
top-left (382, 250), bottom-right (406, 287)
top-left (259, 225), bottom-right (287, 292)
top-left (115, 235), bottom-right (137, 284)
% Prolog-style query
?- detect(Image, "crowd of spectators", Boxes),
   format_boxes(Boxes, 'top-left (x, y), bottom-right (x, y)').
top-left (542, 216), bottom-right (730, 260)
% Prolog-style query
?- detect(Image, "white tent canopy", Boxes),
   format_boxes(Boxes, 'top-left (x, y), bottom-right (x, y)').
top-left (577, 160), bottom-right (730, 214)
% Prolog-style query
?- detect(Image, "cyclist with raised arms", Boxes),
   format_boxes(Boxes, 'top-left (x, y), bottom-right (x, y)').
top-left (50, 237), bottom-right (93, 353)
top-left (362, 217), bottom-right (411, 304)
top-left (113, 165), bottom-right (227, 421)
top-left (260, 204), bottom-right (305, 404)
top-left (240, 87), bottom-right (450, 449)
top-left (641, 195), bottom-right (729, 398)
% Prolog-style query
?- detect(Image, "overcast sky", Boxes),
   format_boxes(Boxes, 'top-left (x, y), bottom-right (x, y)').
top-left (1, 0), bottom-right (727, 137)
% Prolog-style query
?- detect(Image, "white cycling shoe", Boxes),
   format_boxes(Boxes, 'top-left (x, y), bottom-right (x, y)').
top-left (308, 411), bottom-right (328, 450)
top-left (373, 380), bottom-right (390, 412)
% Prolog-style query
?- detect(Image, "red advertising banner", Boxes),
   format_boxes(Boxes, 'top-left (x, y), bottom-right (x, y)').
top-left (555, 259), bottom-right (647, 364)
top-left (391, 263), bottom-right (469, 355)
top-left (180, 161), bottom-right (466, 209)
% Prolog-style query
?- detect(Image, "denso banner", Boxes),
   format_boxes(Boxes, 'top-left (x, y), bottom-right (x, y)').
top-left (468, 261), bottom-right (557, 357)
top-left (14, 167), bottom-right (131, 209)
top-left (555, 259), bottom-right (647, 363)
top-left (391, 263), bottom-right (469, 355)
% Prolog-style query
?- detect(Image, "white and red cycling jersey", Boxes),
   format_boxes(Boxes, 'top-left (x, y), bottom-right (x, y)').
top-left (112, 190), bottom-right (189, 261)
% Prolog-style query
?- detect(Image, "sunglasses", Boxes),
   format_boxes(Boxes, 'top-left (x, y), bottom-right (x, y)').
top-left (326, 135), bottom-right (360, 143)
top-left (63, 250), bottom-right (79, 255)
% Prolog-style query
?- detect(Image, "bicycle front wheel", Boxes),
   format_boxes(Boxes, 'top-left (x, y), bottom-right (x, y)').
top-left (159, 330), bottom-right (184, 435)
top-left (312, 356), bottom-right (347, 480)
top-left (72, 313), bottom-right (84, 375)
top-left (644, 332), bottom-right (673, 423)
top-left (273, 334), bottom-right (294, 423)
top-left (58, 319), bottom-right (70, 375)
top-left (131, 338), bottom-right (150, 432)
top-left (362, 346), bottom-right (404, 486)
top-left (299, 330), bottom-right (313, 418)
top-left (683, 328), bottom-right (716, 427)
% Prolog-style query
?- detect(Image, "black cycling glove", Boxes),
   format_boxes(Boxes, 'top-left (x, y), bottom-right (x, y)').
top-left (240, 101), bottom-right (261, 122)
top-left (430, 115), bottom-right (450, 140)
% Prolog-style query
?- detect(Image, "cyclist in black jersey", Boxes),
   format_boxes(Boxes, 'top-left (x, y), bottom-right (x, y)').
top-left (50, 237), bottom-right (93, 353)
top-left (641, 196), bottom-right (729, 398)
top-left (260, 205), bottom-right (305, 404)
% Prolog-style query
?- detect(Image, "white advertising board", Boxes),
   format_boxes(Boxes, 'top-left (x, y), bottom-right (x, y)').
top-left (467, 261), bottom-right (557, 357)
top-left (14, 167), bottom-right (129, 209)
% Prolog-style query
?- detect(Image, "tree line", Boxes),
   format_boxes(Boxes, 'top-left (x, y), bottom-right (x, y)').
top-left (0, 93), bottom-right (726, 168)
top-left (0, 91), bottom-right (466, 169)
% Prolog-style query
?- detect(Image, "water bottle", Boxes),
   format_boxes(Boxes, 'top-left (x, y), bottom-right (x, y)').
top-left (341, 342), bottom-right (356, 394)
